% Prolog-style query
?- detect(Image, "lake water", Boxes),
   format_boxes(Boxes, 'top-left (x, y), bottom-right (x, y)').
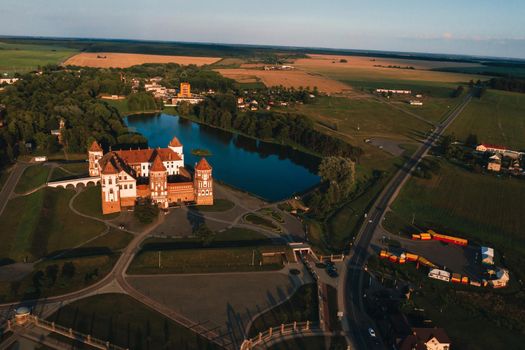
top-left (124, 113), bottom-right (320, 201)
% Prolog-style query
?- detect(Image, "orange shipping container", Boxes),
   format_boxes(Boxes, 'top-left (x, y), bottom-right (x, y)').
top-left (461, 276), bottom-right (469, 284)
top-left (389, 255), bottom-right (398, 263)
top-left (451, 273), bottom-right (461, 283)
top-left (398, 258), bottom-right (406, 264)
top-left (380, 250), bottom-right (389, 259)
top-left (420, 233), bottom-right (431, 240)
top-left (406, 253), bottom-right (418, 261)
top-left (412, 234), bottom-right (421, 240)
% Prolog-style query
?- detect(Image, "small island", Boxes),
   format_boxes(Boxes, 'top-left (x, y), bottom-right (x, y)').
top-left (191, 148), bottom-right (212, 157)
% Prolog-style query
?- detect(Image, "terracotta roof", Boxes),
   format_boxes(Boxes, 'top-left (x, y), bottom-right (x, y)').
top-left (195, 157), bottom-right (212, 171)
top-left (480, 143), bottom-right (507, 150)
top-left (169, 136), bottom-right (182, 147)
top-left (89, 140), bottom-right (103, 152)
top-left (101, 159), bottom-right (118, 175)
top-left (150, 153), bottom-right (167, 172)
top-left (115, 148), bottom-right (181, 164)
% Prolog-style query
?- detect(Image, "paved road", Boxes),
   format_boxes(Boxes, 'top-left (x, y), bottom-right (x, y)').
top-left (339, 94), bottom-right (472, 350)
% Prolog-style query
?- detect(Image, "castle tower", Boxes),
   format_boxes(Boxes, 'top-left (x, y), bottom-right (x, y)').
top-left (150, 152), bottom-right (168, 208)
top-left (194, 157), bottom-right (213, 205)
top-left (88, 140), bottom-right (103, 176)
top-left (168, 136), bottom-right (184, 162)
top-left (101, 159), bottom-right (121, 214)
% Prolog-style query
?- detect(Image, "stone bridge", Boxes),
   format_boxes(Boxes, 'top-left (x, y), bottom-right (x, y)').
top-left (47, 176), bottom-right (100, 189)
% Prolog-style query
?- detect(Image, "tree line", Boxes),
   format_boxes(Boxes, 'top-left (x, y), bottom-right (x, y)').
top-left (184, 93), bottom-right (363, 159)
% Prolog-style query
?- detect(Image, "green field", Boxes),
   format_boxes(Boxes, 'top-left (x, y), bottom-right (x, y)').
top-left (248, 283), bottom-right (319, 337)
top-left (0, 188), bottom-right (106, 261)
top-left (0, 41), bottom-right (77, 74)
top-left (388, 159), bottom-right (525, 279)
top-left (47, 293), bottom-right (220, 350)
top-left (74, 185), bottom-right (120, 220)
top-left (448, 89), bottom-right (525, 149)
top-left (15, 165), bottom-right (51, 194)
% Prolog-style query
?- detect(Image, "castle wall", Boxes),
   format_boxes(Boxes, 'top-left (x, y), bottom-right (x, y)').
top-left (168, 182), bottom-right (195, 203)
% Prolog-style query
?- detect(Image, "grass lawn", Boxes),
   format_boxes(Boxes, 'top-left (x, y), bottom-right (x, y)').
top-left (49, 162), bottom-right (89, 182)
top-left (0, 188), bottom-right (106, 262)
top-left (0, 41), bottom-right (77, 74)
top-left (15, 164), bottom-right (51, 194)
top-left (82, 228), bottom-right (133, 252)
top-left (47, 293), bottom-right (220, 350)
top-left (74, 185), bottom-right (120, 220)
top-left (388, 159), bottom-right (525, 281)
top-left (195, 198), bottom-right (235, 212)
top-left (244, 213), bottom-right (280, 231)
top-left (268, 336), bottom-right (347, 350)
top-left (248, 283), bottom-right (319, 337)
top-left (448, 89), bottom-right (525, 150)
top-left (129, 227), bottom-right (292, 274)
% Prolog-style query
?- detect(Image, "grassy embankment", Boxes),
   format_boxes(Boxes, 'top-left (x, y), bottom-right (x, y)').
top-left (47, 293), bottom-right (221, 350)
top-left (74, 185), bottom-right (120, 220)
top-left (14, 164), bottom-right (51, 194)
top-left (0, 41), bottom-right (78, 74)
top-left (128, 228), bottom-right (293, 274)
top-left (248, 283), bottom-right (319, 337)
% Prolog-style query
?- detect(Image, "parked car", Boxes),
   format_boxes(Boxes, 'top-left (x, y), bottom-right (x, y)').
top-left (368, 327), bottom-right (376, 338)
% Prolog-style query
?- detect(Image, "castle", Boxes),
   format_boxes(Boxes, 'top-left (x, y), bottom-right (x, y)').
top-left (88, 136), bottom-right (213, 214)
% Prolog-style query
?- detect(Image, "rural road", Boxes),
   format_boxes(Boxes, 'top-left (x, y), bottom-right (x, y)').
top-left (0, 162), bottom-right (30, 217)
top-left (339, 94), bottom-right (472, 350)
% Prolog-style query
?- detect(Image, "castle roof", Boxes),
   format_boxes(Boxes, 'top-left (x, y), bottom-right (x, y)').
top-left (101, 158), bottom-right (118, 175)
top-left (115, 147), bottom-right (181, 164)
top-left (150, 153), bottom-right (167, 172)
top-left (99, 152), bottom-right (137, 178)
top-left (195, 157), bottom-right (212, 171)
top-left (169, 136), bottom-right (182, 147)
top-left (89, 140), bottom-right (103, 152)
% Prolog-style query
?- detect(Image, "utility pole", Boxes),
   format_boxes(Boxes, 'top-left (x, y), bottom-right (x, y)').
top-left (158, 251), bottom-right (162, 269)
top-left (251, 250), bottom-right (255, 266)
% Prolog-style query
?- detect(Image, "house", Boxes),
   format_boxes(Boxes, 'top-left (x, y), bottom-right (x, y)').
top-left (88, 137), bottom-right (214, 214)
top-left (376, 88), bottom-right (412, 94)
top-left (0, 78), bottom-right (19, 85)
top-left (481, 246), bottom-right (494, 265)
top-left (428, 269), bottom-right (450, 282)
top-left (475, 144), bottom-right (508, 154)
top-left (410, 100), bottom-right (423, 106)
top-left (487, 267), bottom-right (510, 288)
top-left (487, 154), bottom-right (502, 172)
top-left (399, 328), bottom-right (451, 350)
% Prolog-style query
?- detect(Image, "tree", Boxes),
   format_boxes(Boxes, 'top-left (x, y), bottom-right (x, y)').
top-left (318, 156), bottom-right (356, 199)
top-left (134, 200), bottom-right (160, 224)
top-left (195, 223), bottom-right (214, 246)
top-left (465, 134), bottom-right (478, 147)
top-left (45, 264), bottom-right (59, 286)
top-left (61, 261), bottom-right (76, 279)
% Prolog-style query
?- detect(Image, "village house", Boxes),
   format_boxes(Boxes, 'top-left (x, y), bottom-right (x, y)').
top-left (376, 88), bottom-right (412, 94)
top-left (88, 136), bottom-right (213, 214)
top-left (399, 328), bottom-right (451, 350)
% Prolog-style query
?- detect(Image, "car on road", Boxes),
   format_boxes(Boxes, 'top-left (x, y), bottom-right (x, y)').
top-left (368, 327), bottom-right (376, 338)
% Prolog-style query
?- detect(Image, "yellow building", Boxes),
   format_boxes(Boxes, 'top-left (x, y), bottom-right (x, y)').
top-left (178, 82), bottom-right (191, 98)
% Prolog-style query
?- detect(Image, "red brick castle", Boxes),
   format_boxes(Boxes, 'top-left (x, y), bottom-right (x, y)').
top-left (88, 136), bottom-right (213, 214)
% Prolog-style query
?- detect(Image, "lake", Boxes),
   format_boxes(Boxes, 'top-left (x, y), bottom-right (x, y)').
top-left (124, 113), bottom-right (320, 201)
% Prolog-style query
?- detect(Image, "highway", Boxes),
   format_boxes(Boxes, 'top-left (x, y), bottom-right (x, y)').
top-left (339, 94), bottom-right (472, 350)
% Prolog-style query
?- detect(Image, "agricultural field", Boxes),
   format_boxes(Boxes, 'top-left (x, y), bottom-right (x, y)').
top-left (64, 52), bottom-right (221, 68)
top-left (0, 188), bottom-right (106, 262)
top-left (214, 68), bottom-right (355, 95)
top-left (388, 159), bottom-right (525, 280)
top-left (0, 41), bottom-right (77, 74)
top-left (448, 89), bottom-right (525, 150)
top-left (47, 293), bottom-right (220, 350)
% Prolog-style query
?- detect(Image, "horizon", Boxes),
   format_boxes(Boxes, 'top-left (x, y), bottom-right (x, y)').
top-left (1, 0), bottom-right (524, 59)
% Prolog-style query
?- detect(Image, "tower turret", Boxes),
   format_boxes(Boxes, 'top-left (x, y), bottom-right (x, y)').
top-left (88, 140), bottom-right (103, 176)
top-left (194, 157), bottom-right (213, 205)
top-left (100, 158), bottom-right (121, 214)
top-left (150, 152), bottom-right (168, 208)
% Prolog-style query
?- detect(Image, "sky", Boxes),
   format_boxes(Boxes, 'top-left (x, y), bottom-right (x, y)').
top-left (1, 0), bottom-right (524, 59)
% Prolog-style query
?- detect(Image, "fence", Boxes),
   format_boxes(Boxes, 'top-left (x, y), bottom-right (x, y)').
top-left (240, 321), bottom-right (319, 350)
top-left (6, 315), bottom-right (128, 350)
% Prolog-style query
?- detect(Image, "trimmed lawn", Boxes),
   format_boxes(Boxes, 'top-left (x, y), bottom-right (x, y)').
top-left (0, 188), bottom-right (106, 262)
top-left (74, 185), bottom-right (120, 220)
top-left (83, 228), bottom-right (133, 251)
top-left (448, 89), bottom-right (525, 150)
top-left (248, 283), bottom-right (319, 337)
top-left (15, 165), bottom-right (51, 194)
top-left (195, 198), bottom-right (235, 212)
top-left (47, 293), bottom-right (220, 350)
top-left (244, 213), bottom-right (280, 231)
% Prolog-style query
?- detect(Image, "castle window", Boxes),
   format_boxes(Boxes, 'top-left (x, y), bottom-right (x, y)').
top-left (206, 190), bottom-right (209, 195)
top-left (109, 178), bottom-right (112, 185)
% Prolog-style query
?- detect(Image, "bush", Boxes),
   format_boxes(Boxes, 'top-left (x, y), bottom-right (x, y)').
top-left (134, 200), bottom-right (159, 224)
